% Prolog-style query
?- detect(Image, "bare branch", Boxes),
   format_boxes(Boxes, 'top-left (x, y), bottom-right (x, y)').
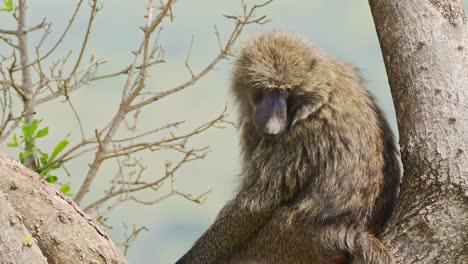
top-left (116, 225), bottom-right (149, 256)
top-left (184, 35), bottom-right (195, 78)
top-left (146, 0), bottom-right (175, 35)
top-left (102, 109), bottom-right (228, 160)
top-left (84, 148), bottom-right (208, 213)
top-left (0, 35), bottom-right (17, 48)
top-left (69, 0), bottom-right (100, 75)
top-left (34, 0), bottom-right (84, 66)
top-left (0, 29), bottom-right (16, 35)
top-left (66, 98), bottom-right (86, 140)
top-left (89, 67), bottom-right (131, 82)
top-left (73, 0), bottom-right (177, 204)
top-left (214, 25), bottom-right (224, 53)
top-left (128, 0), bottom-right (273, 111)
top-left (0, 116), bottom-right (21, 143)
top-left (26, 18), bottom-right (49, 33)
top-left (0, 18), bottom-right (47, 35)
top-left (111, 121), bottom-right (184, 143)
top-left (7, 52), bottom-right (26, 98)
top-left (35, 59), bottom-right (104, 104)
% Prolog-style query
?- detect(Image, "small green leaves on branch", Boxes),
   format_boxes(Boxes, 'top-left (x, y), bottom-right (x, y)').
top-left (0, 0), bottom-right (14, 12)
top-left (50, 139), bottom-right (70, 161)
top-left (60, 184), bottom-right (73, 197)
top-left (8, 120), bottom-right (72, 195)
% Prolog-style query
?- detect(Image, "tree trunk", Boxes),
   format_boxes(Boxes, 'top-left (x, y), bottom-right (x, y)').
top-left (0, 154), bottom-right (127, 264)
top-left (368, 0), bottom-right (468, 263)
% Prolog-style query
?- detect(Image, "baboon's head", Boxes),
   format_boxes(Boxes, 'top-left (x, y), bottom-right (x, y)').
top-left (232, 32), bottom-right (329, 136)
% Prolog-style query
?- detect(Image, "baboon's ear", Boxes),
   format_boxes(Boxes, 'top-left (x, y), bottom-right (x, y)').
top-left (290, 94), bottom-right (324, 128)
top-left (291, 104), bottom-right (313, 128)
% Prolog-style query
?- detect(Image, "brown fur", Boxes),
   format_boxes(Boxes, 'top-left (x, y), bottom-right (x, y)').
top-left (176, 32), bottom-right (400, 264)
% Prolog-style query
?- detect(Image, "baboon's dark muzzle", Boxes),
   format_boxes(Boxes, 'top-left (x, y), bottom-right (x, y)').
top-left (253, 90), bottom-right (288, 135)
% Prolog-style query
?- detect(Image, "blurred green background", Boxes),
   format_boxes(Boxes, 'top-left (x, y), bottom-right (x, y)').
top-left (1, 0), bottom-right (467, 263)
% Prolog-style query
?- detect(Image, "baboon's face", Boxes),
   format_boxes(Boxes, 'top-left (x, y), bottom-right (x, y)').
top-left (235, 32), bottom-right (319, 136)
top-left (250, 87), bottom-right (290, 136)
top-left (248, 85), bottom-right (309, 137)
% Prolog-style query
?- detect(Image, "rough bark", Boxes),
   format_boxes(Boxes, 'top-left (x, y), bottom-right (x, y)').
top-left (369, 0), bottom-right (468, 263)
top-left (0, 154), bottom-right (127, 264)
top-left (0, 190), bottom-right (48, 264)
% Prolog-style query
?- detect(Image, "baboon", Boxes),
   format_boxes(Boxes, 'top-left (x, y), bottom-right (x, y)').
top-left (176, 32), bottom-right (401, 264)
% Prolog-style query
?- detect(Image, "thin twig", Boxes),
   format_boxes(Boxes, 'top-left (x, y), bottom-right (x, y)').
top-left (73, 0), bottom-right (177, 204)
top-left (70, 0), bottom-right (99, 75)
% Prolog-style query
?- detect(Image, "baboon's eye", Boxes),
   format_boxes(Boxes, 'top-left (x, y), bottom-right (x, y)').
top-left (252, 90), bottom-right (264, 104)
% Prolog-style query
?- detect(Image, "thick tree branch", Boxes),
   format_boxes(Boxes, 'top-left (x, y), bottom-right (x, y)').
top-left (0, 155), bottom-right (127, 263)
top-left (369, 0), bottom-right (468, 262)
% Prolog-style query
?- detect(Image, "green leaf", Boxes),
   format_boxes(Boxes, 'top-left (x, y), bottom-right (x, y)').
top-left (46, 175), bottom-right (58, 183)
top-left (23, 234), bottom-right (33, 246)
top-left (50, 140), bottom-right (69, 161)
top-left (7, 134), bottom-right (18, 147)
top-left (39, 152), bottom-right (48, 162)
top-left (30, 120), bottom-right (39, 136)
top-left (37, 149), bottom-right (48, 164)
top-left (4, 0), bottom-right (13, 9)
top-left (35, 127), bottom-right (49, 138)
top-left (60, 184), bottom-right (73, 196)
top-left (21, 122), bottom-right (29, 138)
top-left (38, 157), bottom-right (47, 168)
top-left (40, 163), bottom-right (60, 177)
top-left (19, 152), bottom-right (33, 164)
top-left (48, 164), bottom-right (60, 170)
top-left (60, 184), bottom-right (71, 193)
top-left (40, 168), bottom-right (50, 177)
top-left (22, 120), bottom-right (39, 141)
top-left (0, 0), bottom-right (13, 12)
